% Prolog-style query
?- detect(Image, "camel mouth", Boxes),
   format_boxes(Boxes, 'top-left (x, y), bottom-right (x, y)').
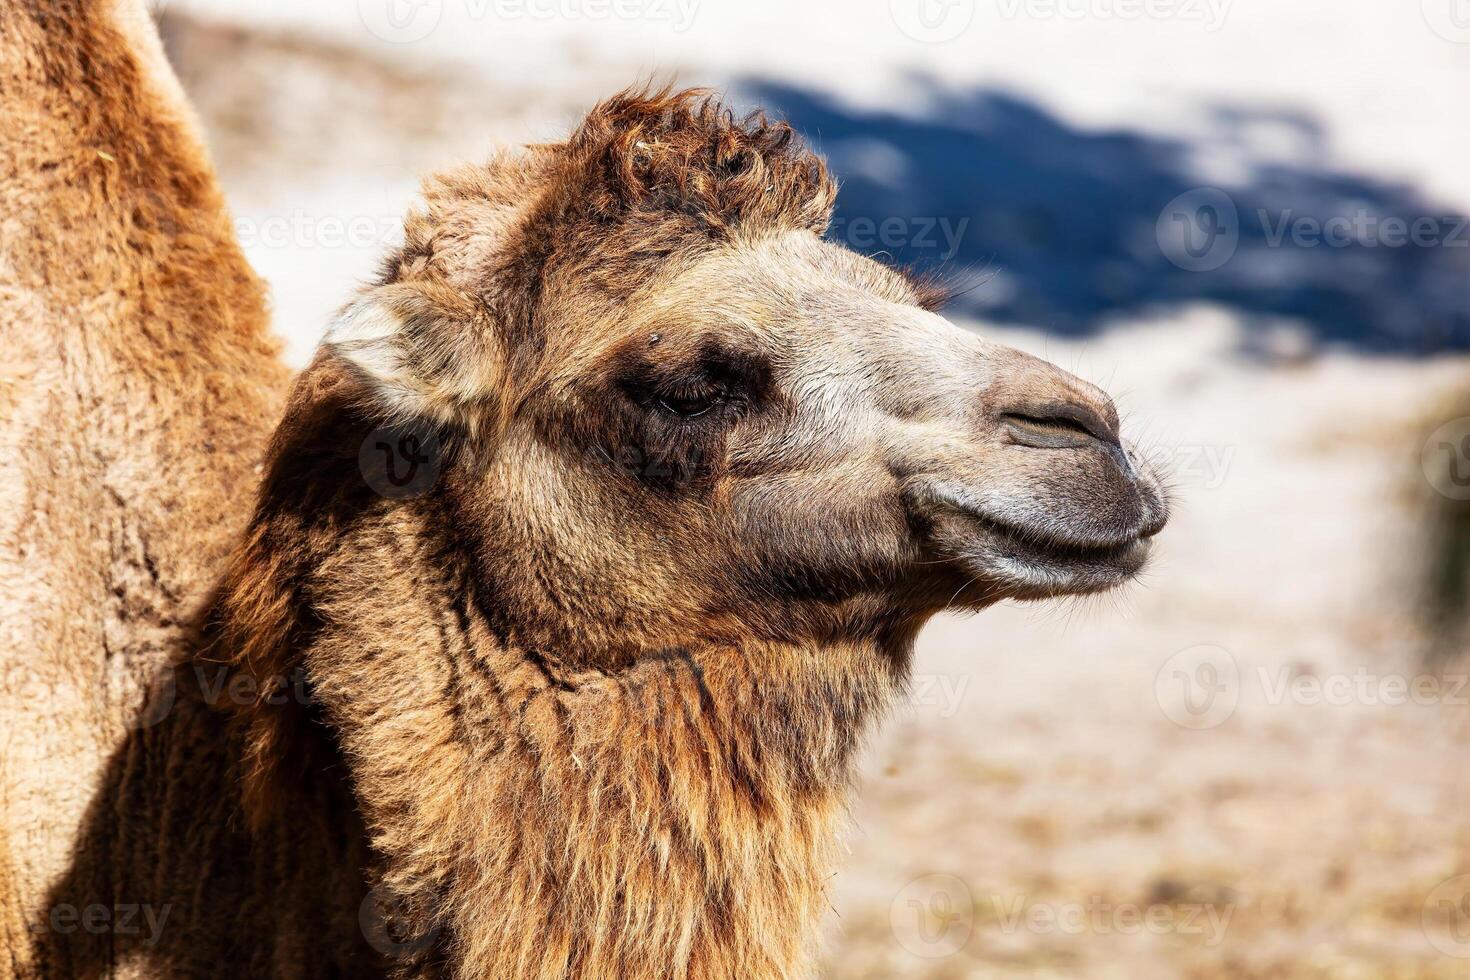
top-left (951, 508), bottom-right (1159, 597)
top-left (910, 479), bottom-right (1167, 601)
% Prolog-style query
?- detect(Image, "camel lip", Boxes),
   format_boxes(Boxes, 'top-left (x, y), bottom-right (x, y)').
top-left (955, 508), bottom-right (1154, 567)
top-left (910, 480), bottom-right (1164, 556)
top-left (923, 499), bottom-right (1161, 599)
top-left (979, 481), bottom-right (1169, 556)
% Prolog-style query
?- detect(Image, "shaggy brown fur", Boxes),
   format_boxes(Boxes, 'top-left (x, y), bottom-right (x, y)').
top-left (5, 10), bottom-right (1168, 979)
top-left (0, 0), bottom-right (288, 974)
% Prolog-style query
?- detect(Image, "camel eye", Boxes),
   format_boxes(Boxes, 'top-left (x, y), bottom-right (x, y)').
top-left (656, 392), bottom-right (719, 419)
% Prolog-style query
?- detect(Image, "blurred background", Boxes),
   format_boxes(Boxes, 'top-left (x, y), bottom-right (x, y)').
top-left (150, 1), bottom-right (1470, 975)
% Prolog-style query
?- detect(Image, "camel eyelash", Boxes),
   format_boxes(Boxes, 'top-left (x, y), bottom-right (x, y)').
top-left (656, 391), bottom-right (722, 420)
top-left (649, 372), bottom-right (746, 419)
top-left (619, 360), bottom-right (733, 410)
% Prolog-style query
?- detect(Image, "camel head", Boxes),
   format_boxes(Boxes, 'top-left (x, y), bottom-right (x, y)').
top-left (317, 88), bottom-right (1166, 659)
top-left (317, 88), bottom-right (1167, 665)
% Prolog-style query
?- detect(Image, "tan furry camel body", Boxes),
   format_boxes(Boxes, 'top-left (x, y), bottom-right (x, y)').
top-left (1, 1), bottom-right (288, 975)
top-left (2, 4), bottom-right (1168, 977)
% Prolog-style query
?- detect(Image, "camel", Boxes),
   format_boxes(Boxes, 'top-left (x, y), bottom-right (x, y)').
top-left (2, 3), bottom-right (1168, 977)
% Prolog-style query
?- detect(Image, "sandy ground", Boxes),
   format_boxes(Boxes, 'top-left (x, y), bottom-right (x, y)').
top-left (154, 4), bottom-right (1470, 974)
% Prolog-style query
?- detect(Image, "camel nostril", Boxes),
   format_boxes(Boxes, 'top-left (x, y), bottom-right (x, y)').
top-left (1000, 403), bottom-right (1121, 452)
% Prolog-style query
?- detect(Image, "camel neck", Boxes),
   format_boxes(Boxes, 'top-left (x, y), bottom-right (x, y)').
top-left (301, 566), bottom-right (908, 977)
top-left (214, 576), bottom-right (903, 976)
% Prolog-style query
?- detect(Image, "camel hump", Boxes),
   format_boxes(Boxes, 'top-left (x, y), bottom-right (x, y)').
top-left (0, 0), bottom-right (276, 360)
top-left (0, 0), bottom-right (289, 951)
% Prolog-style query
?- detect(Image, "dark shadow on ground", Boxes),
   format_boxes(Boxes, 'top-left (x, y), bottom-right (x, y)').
top-left (737, 78), bottom-right (1470, 354)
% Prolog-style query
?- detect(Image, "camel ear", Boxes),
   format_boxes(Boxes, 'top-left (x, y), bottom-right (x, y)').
top-left (323, 281), bottom-right (502, 428)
